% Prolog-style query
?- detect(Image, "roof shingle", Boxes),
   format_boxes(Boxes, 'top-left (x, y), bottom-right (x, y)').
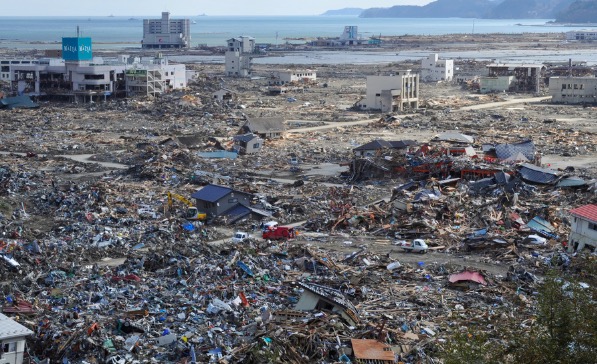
top-left (570, 204), bottom-right (597, 223)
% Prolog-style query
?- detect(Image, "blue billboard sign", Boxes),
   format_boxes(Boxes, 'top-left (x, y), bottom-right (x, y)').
top-left (62, 37), bottom-right (93, 61)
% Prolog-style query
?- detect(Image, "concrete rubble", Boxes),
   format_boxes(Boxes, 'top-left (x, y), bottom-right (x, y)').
top-left (1, 58), bottom-right (596, 364)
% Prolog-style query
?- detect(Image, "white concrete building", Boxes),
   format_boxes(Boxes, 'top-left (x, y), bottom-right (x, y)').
top-left (125, 56), bottom-right (186, 97)
top-left (566, 29), bottom-right (597, 41)
top-left (420, 53), bottom-right (453, 82)
top-left (0, 59), bottom-right (38, 82)
top-left (10, 55), bottom-right (186, 101)
top-left (142, 12), bottom-right (191, 49)
top-left (357, 70), bottom-right (419, 112)
top-left (0, 313), bottom-right (33, 364)
top-left (549, 76), bottom-right (597, 104)
top-left (269, 70), bottom-right (316, 85)
top-left (225, 36), bottom-right (255, 77)
top-left (568, 204), bottom-right (597, 252)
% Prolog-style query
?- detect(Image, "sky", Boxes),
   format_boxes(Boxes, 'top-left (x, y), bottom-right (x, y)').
top-left (2, 0), bottom-right (433, 16)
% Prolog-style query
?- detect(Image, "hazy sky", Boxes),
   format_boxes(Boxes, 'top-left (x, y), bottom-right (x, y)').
top-left (2, 0), bottom-right (432, 16)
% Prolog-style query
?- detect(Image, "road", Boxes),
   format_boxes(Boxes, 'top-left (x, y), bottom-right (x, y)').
top-left (285, 95), bottom-right (552, 134)
top-left (458, 96), bottom-right (551, 111)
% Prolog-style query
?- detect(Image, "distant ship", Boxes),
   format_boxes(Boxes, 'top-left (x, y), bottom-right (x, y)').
top-left (192, 20), bottom-right (197, 24)
top-left (198, 13), bottom-right (207, 16)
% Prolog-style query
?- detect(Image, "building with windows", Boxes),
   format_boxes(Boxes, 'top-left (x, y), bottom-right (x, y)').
top-left (142, 12), bottom-right (191, 49)
top-left (0, 59), bottom-right (37, 82)
top-left (268, 70), bottom-right (317, 85)
top-left (568, 204), bottom-right (597, 252)
top-left (566, 29), bottom-right (597, 41)
top-left (225, 36), bottom-right (255, 77)
top-left (420, 53), bottom-right (453, 82)
top-left (6, 37), bottom-right (186, 101)
top-left (549, 76), bottom-right (597, 104)
top-left (479, 63), bottom-right (545, 94)
top-left (0, 313), bottom-right (33, 364)
top-left (356, 70), bottom-right (419, 112)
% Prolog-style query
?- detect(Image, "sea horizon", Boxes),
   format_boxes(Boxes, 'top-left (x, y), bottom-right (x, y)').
top-left (0, 15), bottom-right (588, 51)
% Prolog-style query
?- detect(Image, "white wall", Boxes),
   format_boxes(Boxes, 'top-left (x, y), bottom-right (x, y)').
top-left (421, 54), bottom-right (454, 82)
top-left (569, 217), bottom-right (597, 251)
top-left (0, 338), bottom-right (27, 364)
top-left (549, 77), bottom-right (597, 104)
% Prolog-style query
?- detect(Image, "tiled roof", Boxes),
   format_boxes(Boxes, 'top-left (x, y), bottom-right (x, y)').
top-left (351, 339), bottom-right (395, 362)
top-left (191, 184), bottom-right (232, 202)
top-left (0, 313), bottom-right (33, 340)
top-left (570, 204), bottom-right (597, 223)
top-left (233, 133), bottom-right (259, 143)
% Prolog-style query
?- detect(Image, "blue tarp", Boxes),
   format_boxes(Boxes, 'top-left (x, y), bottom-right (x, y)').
top-left (527, 216), bottom-right (559, 239)
top-left (197, 151), bottom-right (238, 159)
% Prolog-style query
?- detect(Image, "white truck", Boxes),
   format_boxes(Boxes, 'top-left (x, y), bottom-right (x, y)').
top-left (231, 232), bottom-right (250, 243)
top-left (395, 239), bottom-right (429, 253)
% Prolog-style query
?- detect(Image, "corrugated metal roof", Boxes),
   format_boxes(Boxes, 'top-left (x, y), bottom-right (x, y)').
top-left (518, 163), bottom-right (558, 184)
top-left (351, 339), bottom-right (395, 362)
top-left (494, 140), bottom-right (535, 161)
top-left (570, 204), bottom-right (597, 223)
top-left (0, 313), bottom-right (33, 340)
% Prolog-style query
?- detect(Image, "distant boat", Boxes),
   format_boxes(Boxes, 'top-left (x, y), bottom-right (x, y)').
top-left (192, 20), bottom-right (197, 24)
top-left (197, 13), bottom-right (207, 16)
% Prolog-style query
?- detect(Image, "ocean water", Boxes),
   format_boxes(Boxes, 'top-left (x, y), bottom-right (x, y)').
top-left (0, 15), bottom-right (583, 50)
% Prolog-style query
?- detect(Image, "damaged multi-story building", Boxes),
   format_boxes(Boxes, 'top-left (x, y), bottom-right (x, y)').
top-left (549, 76), bottom-right (597, 104)
top-left (479, 63), bottom-right (546, 94)
top-left (8, 36), bottom-right (186, 101)
top-left (420, 53), bottom-right (454, 82)
top-left (225, 36), bottom-right (255, 77)
top-left (356, 70), bottom-right (419, 112)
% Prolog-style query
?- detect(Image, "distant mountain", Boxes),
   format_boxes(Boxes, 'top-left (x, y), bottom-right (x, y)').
top-left (485, 0), bottom-right (575, 19)
top-left (360, 0), bottom-right (496, 18)
top-left (555, 0), bottom-right (597, 22)
top-left (321, 8), bottom-right (364, 16)
top-left (358, 0), bottom-right (587, 20)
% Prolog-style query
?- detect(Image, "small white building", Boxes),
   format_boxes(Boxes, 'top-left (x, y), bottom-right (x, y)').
top-left (420, 54), bottom-right (453, 82)
top-left (142, 12), bottom-right (191, 49)
top-left (225, 36), bottom-right (255, 77)
top-left (269, 70), bottom-right (316, 85)
top-left (357, 70), bottom-right (419, 112)
top-left (549, 76), bottom-right (597, 104)
top-left (568, 204), bottom-right (597, 252)
top-left (566, 29), bottom-right (597, 41)
top-left (0, 313), bottom-right (33, 364)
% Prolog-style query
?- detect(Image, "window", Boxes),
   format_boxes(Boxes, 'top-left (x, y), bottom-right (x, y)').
top-left (253, 143), bottom-right (260, 149)
top-left (589, 222), bottom-right (597, 231)
top-left (3, 342), bottom-right (17, 353)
